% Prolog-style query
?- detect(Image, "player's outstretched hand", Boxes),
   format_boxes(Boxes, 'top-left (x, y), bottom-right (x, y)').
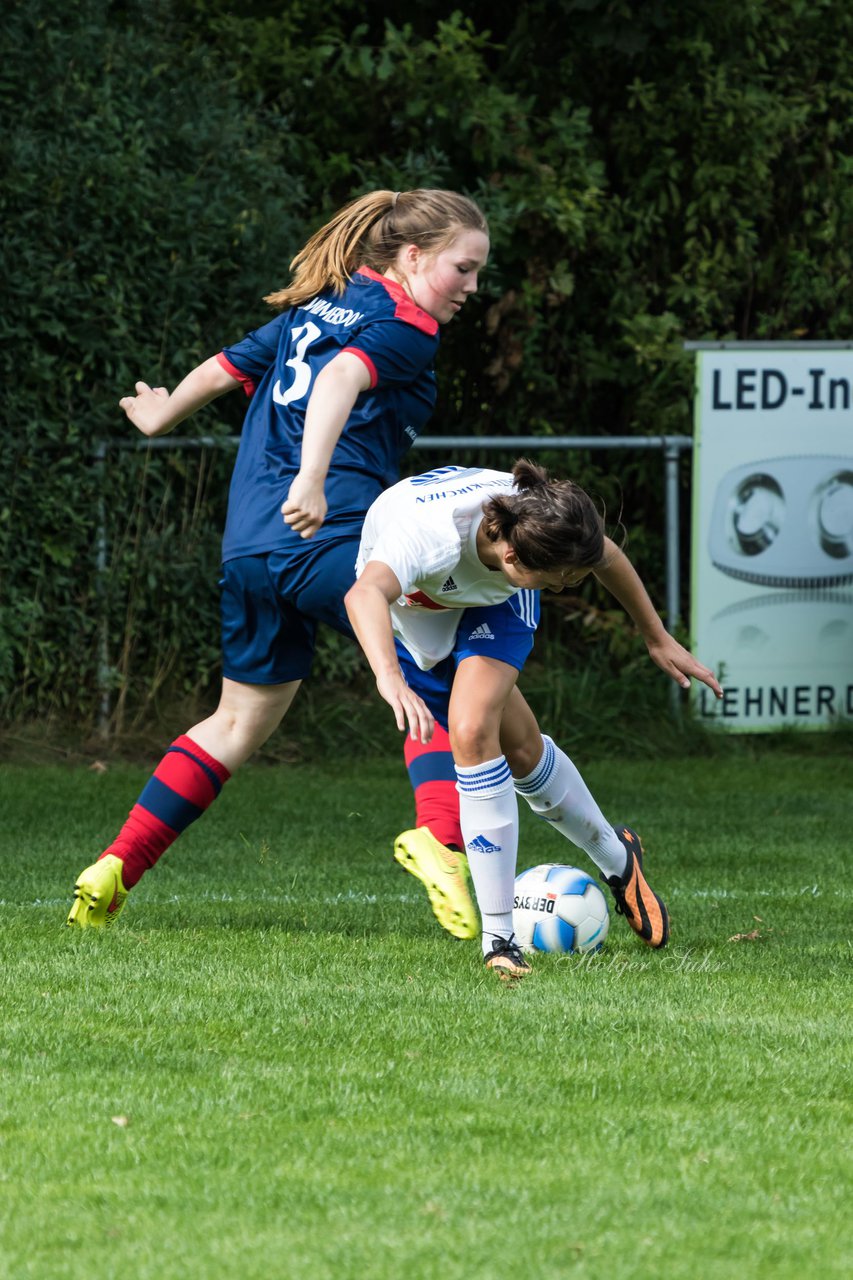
top-left (647, 634), bottom-right (723, 698)
top-left (119, 381), bottom-right (170, 436)
top-left (376, 672), bottom-right (434, 743)
top-left (282, 474), bottom-right (328, 539)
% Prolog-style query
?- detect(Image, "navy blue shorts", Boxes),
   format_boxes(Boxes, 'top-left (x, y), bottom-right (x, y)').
top-left (220, 533), bottom-right (360, 684)
top-left (395, 590), bottom-right (540, 728)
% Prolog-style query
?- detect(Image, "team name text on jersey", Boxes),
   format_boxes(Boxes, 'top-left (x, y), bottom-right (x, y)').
top-left (300, 297), bottom-right (365, 327)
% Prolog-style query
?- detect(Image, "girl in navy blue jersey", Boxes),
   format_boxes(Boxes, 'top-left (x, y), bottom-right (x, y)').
top-left (68, 189), bottom-right (489, 934)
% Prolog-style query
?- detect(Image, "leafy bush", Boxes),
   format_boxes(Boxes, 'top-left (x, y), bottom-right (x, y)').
top-left (2, 0), bottom-right (851, 733)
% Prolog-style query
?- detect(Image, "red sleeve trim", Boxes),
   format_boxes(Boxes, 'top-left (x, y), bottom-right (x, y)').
top-left (355, 267), bottom-right (439, 336)
top-left (404, 590), bottom-right (449, 611)
top-left (216, 352), bottom-right (256, 398)
top-left (342, 346), bottom-right (378, 389)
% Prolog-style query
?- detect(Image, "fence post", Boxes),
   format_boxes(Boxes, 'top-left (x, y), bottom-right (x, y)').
top-left (94, 441), bottom-right (111, 738)
top-left (663, 437), bottom-right (686, 718)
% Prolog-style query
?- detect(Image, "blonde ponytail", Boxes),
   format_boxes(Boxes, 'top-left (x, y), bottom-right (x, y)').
top-left (264, 188), bottom-right (487, 310)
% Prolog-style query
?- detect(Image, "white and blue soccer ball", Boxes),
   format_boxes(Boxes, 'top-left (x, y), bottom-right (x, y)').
top-left (513, 864), bottom-right (610, 955)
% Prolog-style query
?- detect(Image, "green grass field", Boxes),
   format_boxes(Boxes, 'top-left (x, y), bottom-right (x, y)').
top-left (1, 751), bottom-right (850, 1279)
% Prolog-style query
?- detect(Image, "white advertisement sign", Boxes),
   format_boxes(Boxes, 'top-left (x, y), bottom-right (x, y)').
top-left (690, 344), bottom-right (853, 731)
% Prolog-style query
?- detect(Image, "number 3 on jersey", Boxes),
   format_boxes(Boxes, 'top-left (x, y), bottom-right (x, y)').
top-left (272, 321), bottom-right (322, 407)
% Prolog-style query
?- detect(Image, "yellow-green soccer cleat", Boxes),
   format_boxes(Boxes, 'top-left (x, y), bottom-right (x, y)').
top-left (67, 854), bottom-right (129, 929)
top-left (393, 827), bottom-right (479, 940)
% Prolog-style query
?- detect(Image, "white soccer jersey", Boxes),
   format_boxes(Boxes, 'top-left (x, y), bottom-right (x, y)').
top-left (355, 465), bottom-right (523, 669)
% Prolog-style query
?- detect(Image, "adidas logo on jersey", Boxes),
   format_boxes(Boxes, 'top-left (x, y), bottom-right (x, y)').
top-left (440, 575), bottom-right (458, 593)
top-left (467, 834), bottom-right (501, 854)
top-left (468, 623), bottom-right (495, 641)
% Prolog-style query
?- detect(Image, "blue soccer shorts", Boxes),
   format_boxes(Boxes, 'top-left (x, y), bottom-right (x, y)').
top-left (394, 589), bottom-right (540, 728)
top-left (219, 531), bottom-right (360, 684)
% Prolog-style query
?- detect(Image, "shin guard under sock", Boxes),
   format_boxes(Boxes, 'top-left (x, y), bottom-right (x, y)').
top-left (455, 756), bottom-right (518, 950)
top-left (100, 734), bottom-right (231, 889)
top-left (513, 735), bottom-right (627, 879)
top-left (403, 722), bottom-right (463, 850)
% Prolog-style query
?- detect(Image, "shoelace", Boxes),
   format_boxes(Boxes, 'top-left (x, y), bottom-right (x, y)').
top-left (606, 880), bottom-right (629, 917)
top-left (606, 852), bottom-right (635, 917)
top-left (488, 933), bottom-right (525, 962)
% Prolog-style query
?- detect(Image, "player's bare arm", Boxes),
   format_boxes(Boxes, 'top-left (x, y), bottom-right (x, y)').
top-left (344, 562), bottom-right (435, 743)
top-left (282, 352), bottom-right (372, 539)
top-left (594, 537), bottom-right (723, 698)
top-left (118, 356), bottom-right (240, 438)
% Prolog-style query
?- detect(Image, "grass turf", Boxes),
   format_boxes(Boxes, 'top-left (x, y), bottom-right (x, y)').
top-left (0, 752), bottom-right (850, 1279)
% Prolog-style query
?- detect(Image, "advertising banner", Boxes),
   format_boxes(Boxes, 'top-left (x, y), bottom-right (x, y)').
top-left (689, 343), bottom-right (853, 731)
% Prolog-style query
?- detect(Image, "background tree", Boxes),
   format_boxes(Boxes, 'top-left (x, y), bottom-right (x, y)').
top-left (1, 0), bottom-right (850, 733)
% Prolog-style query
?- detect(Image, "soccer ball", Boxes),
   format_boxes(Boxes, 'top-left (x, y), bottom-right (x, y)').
top-left (513, 863), bottom-right (610, 955)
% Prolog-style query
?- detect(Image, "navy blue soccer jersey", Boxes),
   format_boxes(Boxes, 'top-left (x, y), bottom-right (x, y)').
top-left (217, 268), bottom-right (440, 561)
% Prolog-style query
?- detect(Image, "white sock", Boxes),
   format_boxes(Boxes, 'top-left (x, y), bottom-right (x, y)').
top-left (455, 756), bottom-right (519, 955)
top-left (513, 736), bottom-right (628, 880)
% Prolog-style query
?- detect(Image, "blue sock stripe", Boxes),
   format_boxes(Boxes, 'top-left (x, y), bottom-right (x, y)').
top-left (136, 776), bottom-right (204, 833)
top-left (455, 759), bottom-right (512, 794)
top-left (455, 759), bottom-right (510, 785)
top-left (166, 744), bottom-right (225, 796)
top-left (515, 736), bottom-right (557, 795)
top-left (407, 750), bottom-right (457, 787)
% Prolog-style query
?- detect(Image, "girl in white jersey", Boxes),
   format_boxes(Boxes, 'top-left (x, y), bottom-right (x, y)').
top-left (346, 459), bottom-right (724, 978)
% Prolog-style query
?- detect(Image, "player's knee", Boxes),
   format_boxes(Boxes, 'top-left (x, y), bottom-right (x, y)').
top-left (449, 716), bottom-right (500, 765)
top-left (214, 684), bottom-right (295, 743)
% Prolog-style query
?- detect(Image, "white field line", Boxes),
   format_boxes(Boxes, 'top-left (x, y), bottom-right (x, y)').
top-left (10, 883), bottom-right (847, 910)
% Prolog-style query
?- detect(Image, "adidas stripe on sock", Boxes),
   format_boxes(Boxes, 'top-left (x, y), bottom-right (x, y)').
top-left (455, 756), bottom-right (518, 952)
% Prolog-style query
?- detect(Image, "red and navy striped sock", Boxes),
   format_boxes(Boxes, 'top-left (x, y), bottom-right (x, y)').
top-left (403, 722), bottom-right (463, 851)
top-left (99, 735), bottom-right (231, 889)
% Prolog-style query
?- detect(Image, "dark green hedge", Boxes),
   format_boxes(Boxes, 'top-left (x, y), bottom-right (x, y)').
top-left (2, 0), bottom-right (851, 729)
